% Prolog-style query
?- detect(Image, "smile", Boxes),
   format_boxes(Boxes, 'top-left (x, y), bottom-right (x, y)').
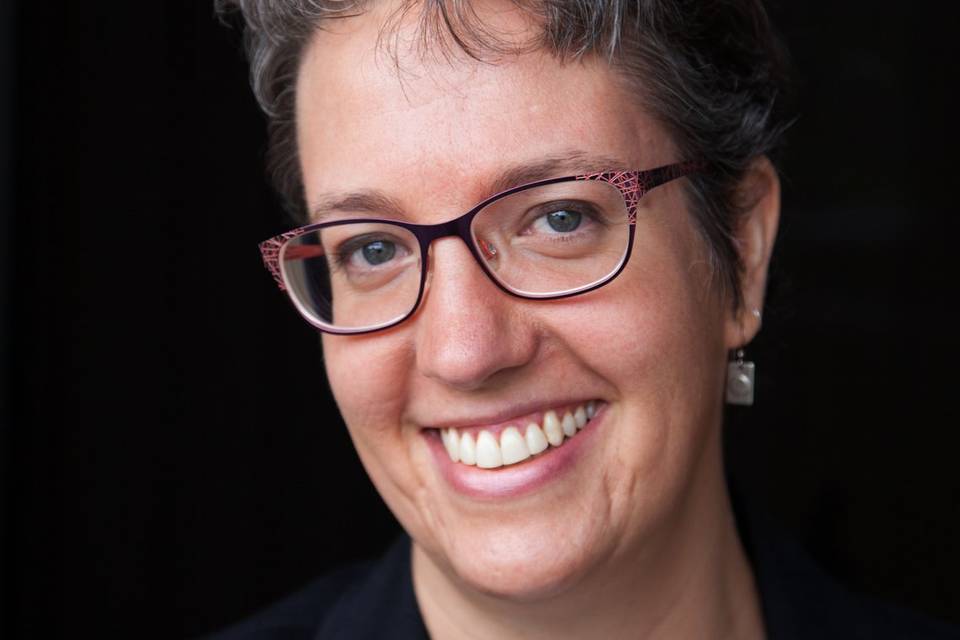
top-left (439, 401), bottom-right (599, 469)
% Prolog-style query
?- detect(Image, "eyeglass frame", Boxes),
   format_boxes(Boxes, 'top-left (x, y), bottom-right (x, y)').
top-left (259, 160), bottom-right (704, 335)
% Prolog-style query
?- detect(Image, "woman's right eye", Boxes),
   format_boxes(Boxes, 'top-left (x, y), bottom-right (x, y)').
top-left (337, 236), bottom-right (406, 270)
top-left (355, 239), bottom-right (396, 266)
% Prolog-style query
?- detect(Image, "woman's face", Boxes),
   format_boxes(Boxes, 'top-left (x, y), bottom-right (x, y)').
top-left (297, 8), bottom-right (738, 599)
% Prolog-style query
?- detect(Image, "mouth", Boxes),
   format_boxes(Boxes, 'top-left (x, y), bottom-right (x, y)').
top-left (435, 400), bottom-right (600, 470)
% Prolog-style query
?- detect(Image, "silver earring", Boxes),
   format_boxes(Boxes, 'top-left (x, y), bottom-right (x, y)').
top-left (726, 309), bottom-right (761, 406)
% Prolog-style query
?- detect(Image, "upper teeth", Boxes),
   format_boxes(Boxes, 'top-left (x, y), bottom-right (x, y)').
top-left (440, 401), bottom-right (598, 469)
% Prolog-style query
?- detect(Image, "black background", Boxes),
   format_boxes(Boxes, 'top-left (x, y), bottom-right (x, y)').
top-left (2, 2), bottom-right (959, 638)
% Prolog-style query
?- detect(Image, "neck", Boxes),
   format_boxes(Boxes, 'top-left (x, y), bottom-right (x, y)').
top-left (412, 441), bottom-right (765, 640)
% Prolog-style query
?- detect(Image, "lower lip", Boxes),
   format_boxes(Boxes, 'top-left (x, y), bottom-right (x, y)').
top-left (425, 406), bottom-right (606, 500)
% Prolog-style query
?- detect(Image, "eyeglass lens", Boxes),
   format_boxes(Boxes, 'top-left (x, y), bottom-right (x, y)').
top-left (280, 179), bottom-right (631, 332)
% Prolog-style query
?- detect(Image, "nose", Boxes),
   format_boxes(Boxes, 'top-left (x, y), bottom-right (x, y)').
top-left (413, 237), bottom-right (538, 391)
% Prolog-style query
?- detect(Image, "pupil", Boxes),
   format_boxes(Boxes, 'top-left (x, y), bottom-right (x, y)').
top-left (547, 210), bottom-right (581, 232)
top-left (362, 240), bottom-right (395, 265)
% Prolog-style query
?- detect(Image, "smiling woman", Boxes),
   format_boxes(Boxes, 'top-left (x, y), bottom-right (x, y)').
top-left (209, 1), bottom-right (956, 639)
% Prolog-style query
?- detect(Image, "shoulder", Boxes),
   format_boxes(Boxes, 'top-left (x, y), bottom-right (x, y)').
top-left (758, 534), bottom-right (959, 639)
top-left (737, 497), bottom-right (959, 640)
top-left (203, 535), bottom-right (426, 640)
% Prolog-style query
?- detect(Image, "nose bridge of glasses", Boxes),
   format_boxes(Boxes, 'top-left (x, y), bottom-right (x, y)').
top-left (410, 208), bottom-right (486, 263)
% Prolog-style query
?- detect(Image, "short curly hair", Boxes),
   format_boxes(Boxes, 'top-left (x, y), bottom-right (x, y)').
top-left (217, 0), bottom-right (792, 309)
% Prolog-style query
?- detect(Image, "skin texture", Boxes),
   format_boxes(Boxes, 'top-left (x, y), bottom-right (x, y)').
top-left (296, 3), bottom-right (780, 637)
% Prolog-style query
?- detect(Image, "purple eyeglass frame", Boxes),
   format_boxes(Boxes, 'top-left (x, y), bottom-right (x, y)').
top-left (259, 161), bottom-right (703, 335)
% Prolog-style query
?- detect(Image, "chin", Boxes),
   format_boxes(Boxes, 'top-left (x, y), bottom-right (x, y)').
top-left (431, 514), bottom-right (610, 602)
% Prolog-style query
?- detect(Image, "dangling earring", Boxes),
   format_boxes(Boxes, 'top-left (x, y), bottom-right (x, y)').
top-left (726, 309), bottom-right (761, 406)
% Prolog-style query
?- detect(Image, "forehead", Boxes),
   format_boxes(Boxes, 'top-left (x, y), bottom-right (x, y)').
top-left (294, 4), bottom-right (674, 216)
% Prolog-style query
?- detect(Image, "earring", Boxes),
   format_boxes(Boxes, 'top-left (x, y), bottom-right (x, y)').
top-left (726, 309), bottom-right (761, 406)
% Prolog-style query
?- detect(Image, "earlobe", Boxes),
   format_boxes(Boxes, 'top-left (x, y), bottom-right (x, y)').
top-left (725, 156), bottom-right (781, 348)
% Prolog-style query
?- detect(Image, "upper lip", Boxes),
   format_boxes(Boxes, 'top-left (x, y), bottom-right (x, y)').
top-left (415, 397), bottom-right (599, 431)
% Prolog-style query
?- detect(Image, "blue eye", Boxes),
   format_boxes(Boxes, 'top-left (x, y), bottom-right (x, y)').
top-left (544, 210), bottom-right (582, 232)
top-left (334, 233), bottom-right (410, 272)
top-left (360, 240), bottom-right (396, 265)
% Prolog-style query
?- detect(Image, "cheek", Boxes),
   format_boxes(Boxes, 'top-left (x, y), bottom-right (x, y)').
top-left (323, 334), bottom-right (413, 439)
top-left (322, 333), bottom-right (433, 519)
top-left (573, 228), bottom-right (722, 386)
top-left (559, 217), bottom-right (726, 490)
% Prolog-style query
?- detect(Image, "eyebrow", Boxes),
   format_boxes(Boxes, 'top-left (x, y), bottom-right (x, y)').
top-left (307, 150), bottom-right (629, 223)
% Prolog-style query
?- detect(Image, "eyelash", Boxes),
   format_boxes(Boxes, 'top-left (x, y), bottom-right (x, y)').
top-left (522, 201), bottom-right (603, 236)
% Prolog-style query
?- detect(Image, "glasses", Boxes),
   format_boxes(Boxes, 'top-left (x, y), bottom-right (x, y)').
top-left (259, 161), bottom-right (702, 334)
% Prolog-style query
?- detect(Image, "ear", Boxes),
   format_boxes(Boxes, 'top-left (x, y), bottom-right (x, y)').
top-left (724, 156), bottom-right (781, 350)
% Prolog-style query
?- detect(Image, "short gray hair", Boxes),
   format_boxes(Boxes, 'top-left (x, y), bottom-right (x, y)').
top-left (217, 0), bottom-right (792, 309)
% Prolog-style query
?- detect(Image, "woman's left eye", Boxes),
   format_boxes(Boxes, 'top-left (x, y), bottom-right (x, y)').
top-left (534, 209), bottom-right (583, 234)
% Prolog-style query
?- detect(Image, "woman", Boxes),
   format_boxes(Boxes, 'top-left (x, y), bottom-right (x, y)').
top-left (212, 1), bottom-right (956, 638)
